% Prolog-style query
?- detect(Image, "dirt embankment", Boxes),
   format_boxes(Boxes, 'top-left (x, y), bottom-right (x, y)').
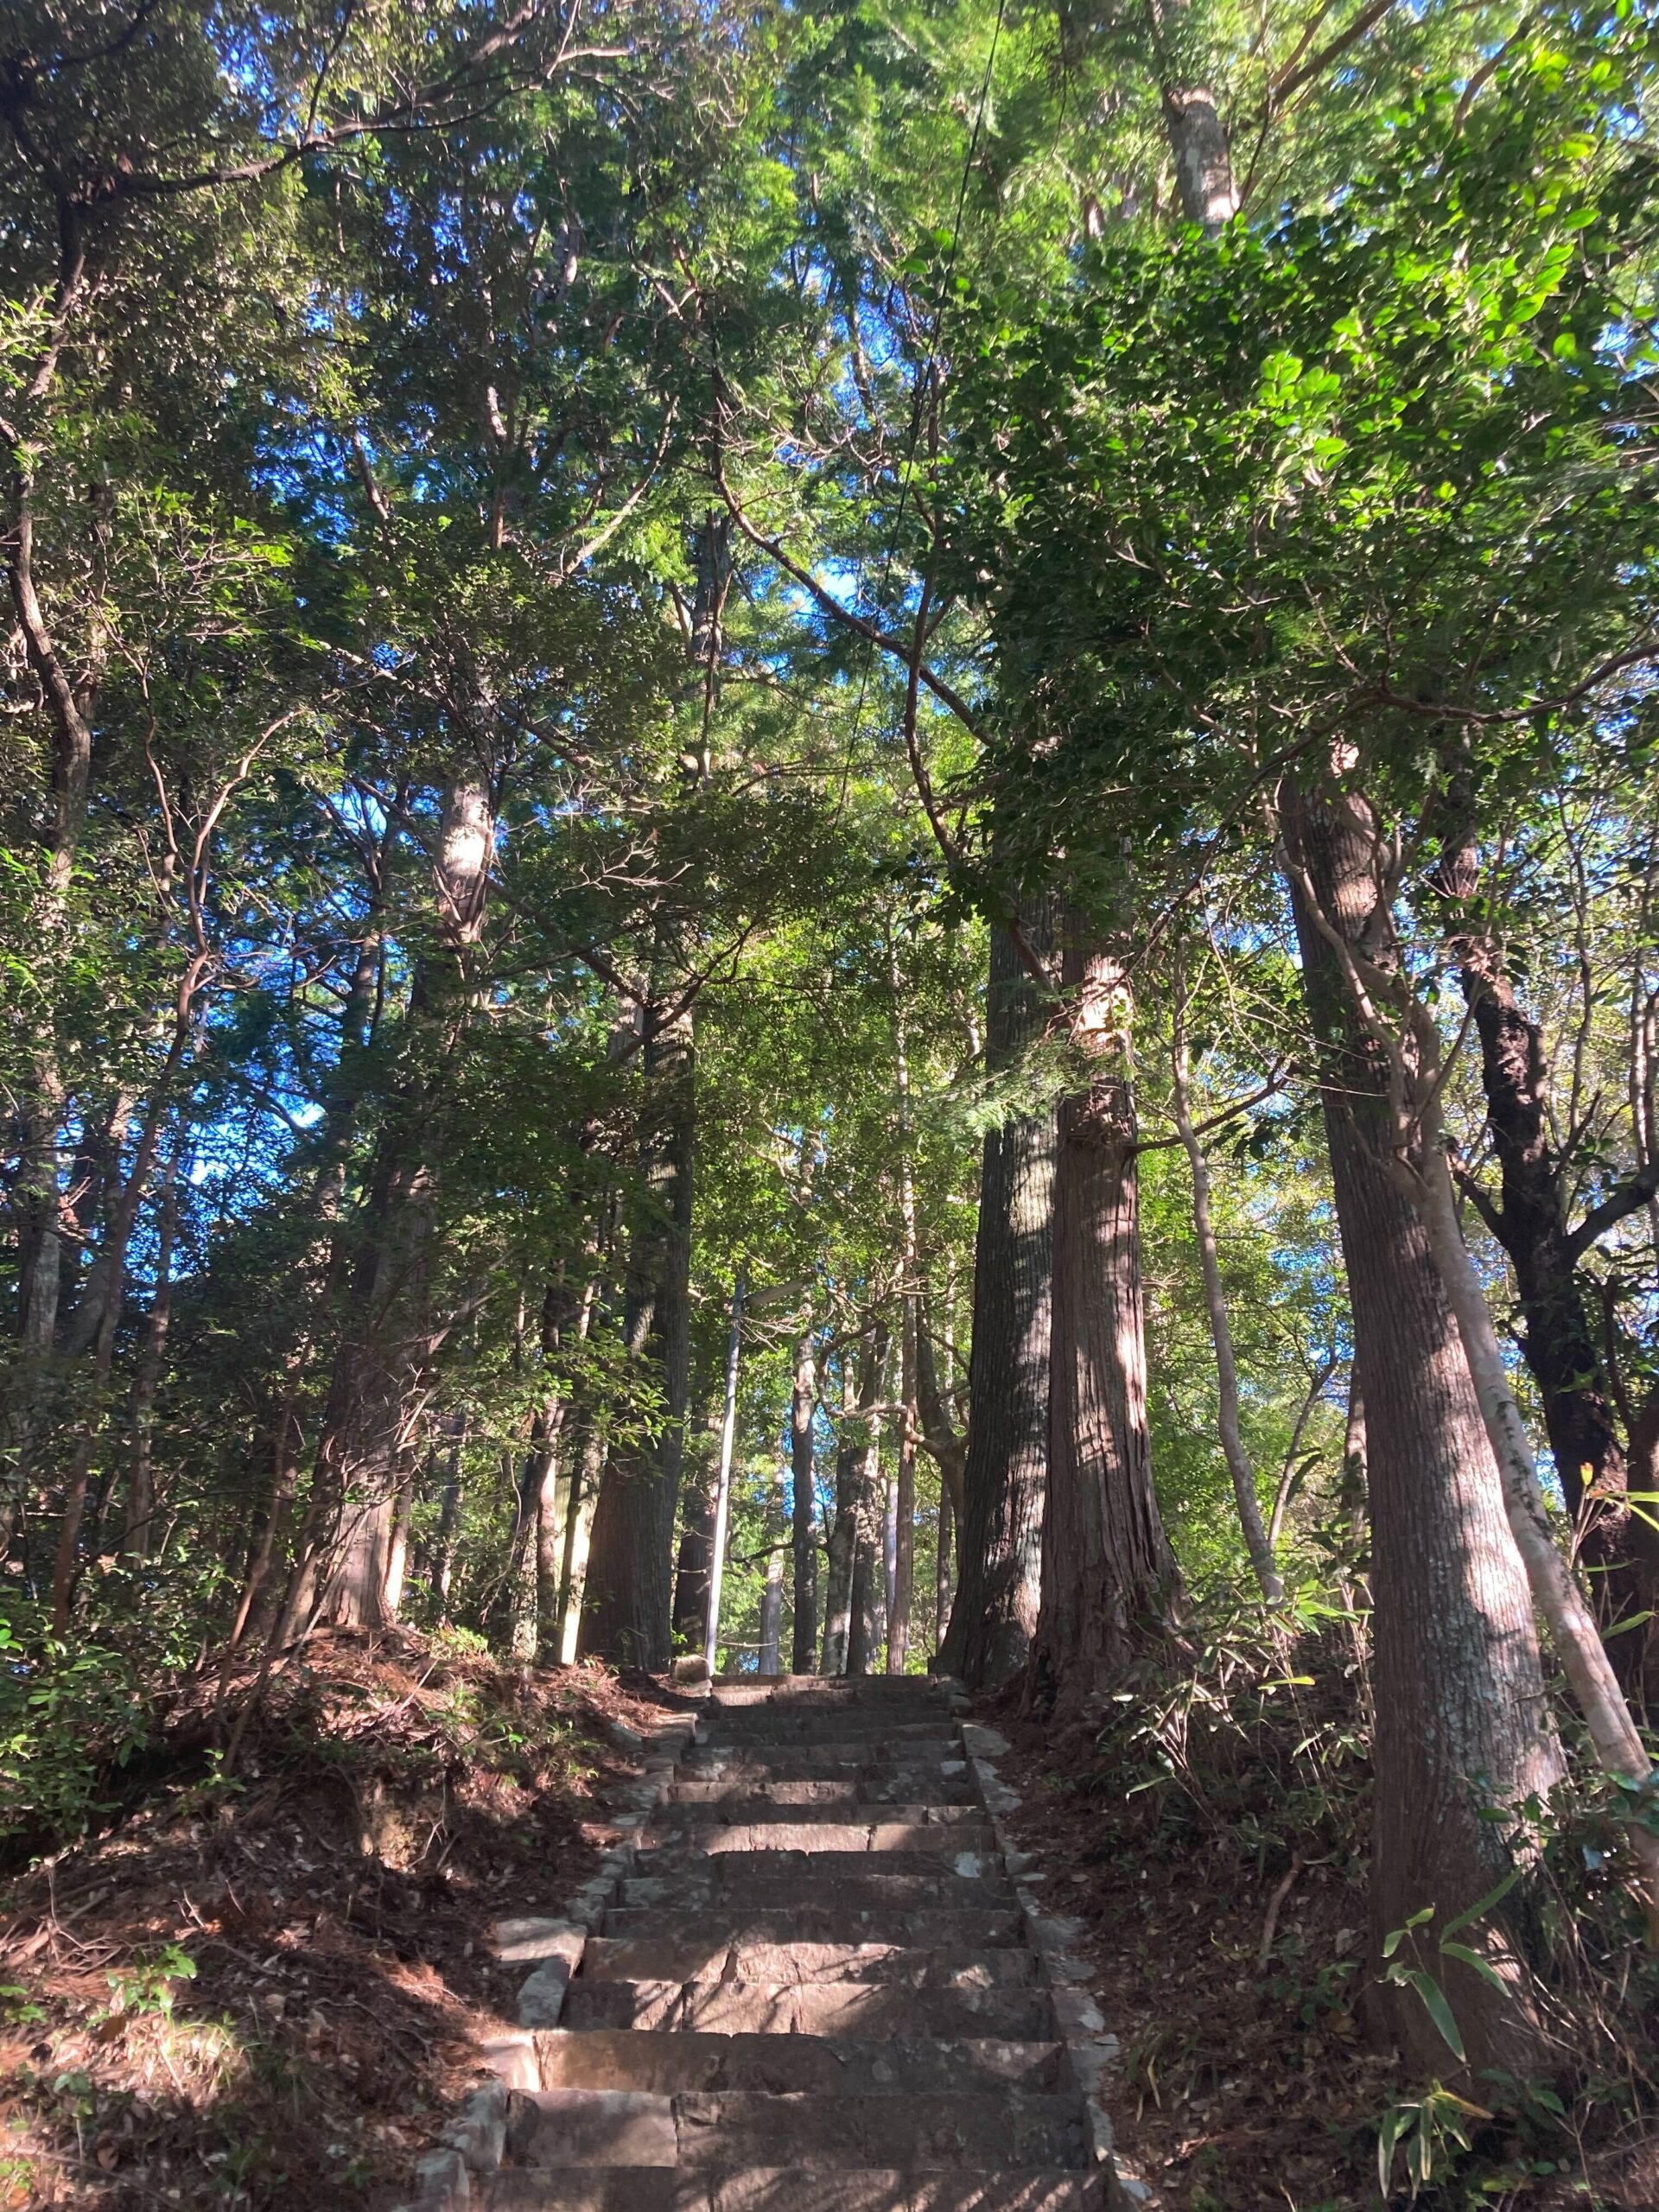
top-left (0, 1629), bottom-right (686, 2210)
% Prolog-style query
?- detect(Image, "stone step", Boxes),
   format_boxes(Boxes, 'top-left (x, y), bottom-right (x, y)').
top-left (577, 1939), bottom-right (1039, 1986)
top-left (668, 1775), bottom-right (981, 1808)
top-left (680, 1758), bottom-right (976, 1796)
top-left (706, 1702), bottom-right (956, 1727)
top-left (706, 1690), bottom-right (955, 1715)
top-left (558, 1980), bottom-right (1058, 2041)
top-left (503, 2090), bottom-right (1087, 2171)
top-left (483, 2168), bottom-right (1106, 2212)
top-left (635, 1832), bottom-right (998, 1866)
top-left (687, 1742), bottom-right (963, 1770)
top-left (641, 1822), bottom-right (995, 1858)
top-left (664, 1794), bottom-right (983, 1823)
top-left (701, 1719), bottom-right (961, 1750)
top-left (600, 1908), bottom-right (1024, 1952)
top-left (531, 2029), bottom-right (1067, 2095)
top-left (618, 1872), bottom-right (1014, 1912)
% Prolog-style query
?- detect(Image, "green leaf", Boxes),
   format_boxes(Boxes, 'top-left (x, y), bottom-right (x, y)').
top-left (1437, 1941), bottom-right (1510, 1991)
top-left (1440, 1867), bottom-right (1520, 1940)
top-left (1403, 1968), bottom-right (1465, 2060)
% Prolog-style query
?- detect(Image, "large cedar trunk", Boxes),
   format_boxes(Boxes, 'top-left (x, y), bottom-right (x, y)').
top-left (581, 997), bottom-right (696, 1670)
top-left (1283, 781), bottom-right (1564, 2074)
top-left (942, 922), bottom-right (1055, 1687)
top-left (1031, 925), bottom-right (1177, 1712)
top-left (312, 780), bottom-right (492, 1631)
top-left (313, 1146), bottom-right (438, 1630)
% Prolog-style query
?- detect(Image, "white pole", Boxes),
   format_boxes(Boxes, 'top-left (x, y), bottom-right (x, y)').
top-left (703, 1272), bottom-right (746, 1677)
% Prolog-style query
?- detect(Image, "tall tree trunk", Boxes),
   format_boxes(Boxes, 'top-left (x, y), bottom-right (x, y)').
top-left (508, 1444), bottom-right (542, 1663)
top-left (935, 1482), bottom-right (953, 1651)
top-left (581, 991), bottom-right (696, 1670)
top-left (432, 1430), bottom-right (466, 1618)
top-left (1170, 1016), bottom-right (1283, 1603)
top-left (673, 1461), bottom-right (715, 1650)
top-left (790, 1329), bottom-right (819, 1673)
top-left (558, 1421), bottom-right (607, 1662)
top-left (758, 1462), bottom-right (786, 1677)
top-left (1280, 778), bottom-right (1564, 2074)
top-left (231, 1382), bottom-right (302, 1649)
top-left (1033, 924), bottom-right (1178, 1713)
top-left (942, 921), bottom-right (1055, 1688)
top-left (829, 1324), bottom-right (887, 1676)
top-left (1432, 817), bottom-right (1653, 1666)
top-left (121, 1144), bottom-right (181, 1563)
top-left (887, 1306), bottom-right (917, 1675)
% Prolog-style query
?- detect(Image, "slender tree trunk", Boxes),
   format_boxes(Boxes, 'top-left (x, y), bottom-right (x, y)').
top-left (942, 920), bottom-right (1055, 1688)
top-left (887, 1309), bottom-right (917, 1675)
top-left (432, 1433), bottom-right (465, 1618)
top-left (758, 1463), bottom-right (786, 1677)
top-left (1033, 923), bottom-right (1179, 1713)
top-left (673, 1464), bottom-right (715, 1650)
top-left (231, 1385), bottom-right (302, 1649)
top-left (383, 1465), bottom-right (415, 1619)
top-left (887, 944), bottom-right (919, 1676)
top-left (582, 994), bottom-right (696, 1669)
top-left (821, 1346), bottom-right (864, 1675)
top-left (835, 1326), bottom-right (888, 1676)
top-left (702, 1275), bottom-right (746, 1675)
top-left (559, 1421), bottom-right (606, 1663)
top-left (935, 1482), bottom-right (953, 1651)
top-left (1170, 1020), bottom-right (1283, 1603)
top-left (122, 1146), bottom-right (181, 1563)
top-left (1280, 778), bottom-right (1564, 2073)
top-left (790, 1329), bottom-right (818, 1673)
top-left (1432, 820), bottom-right (1652, 1664)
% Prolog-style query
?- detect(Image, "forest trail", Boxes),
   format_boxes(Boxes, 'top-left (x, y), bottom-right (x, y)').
top-left (480, 1675), bottom-right (1108, 2210)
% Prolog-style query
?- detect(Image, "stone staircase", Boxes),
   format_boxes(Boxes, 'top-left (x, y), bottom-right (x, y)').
top-left (448, 1674), bottom-right (1133, 2212)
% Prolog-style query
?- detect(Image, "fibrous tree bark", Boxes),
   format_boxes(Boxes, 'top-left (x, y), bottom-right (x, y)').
top-left (941, 920), bottom-right (1055, 1688)
top-left (312, 778), bottom-right (493, 1631)
top-left (1032, 921), bottom-right (1179, 1713)
top-left (1280, 777), bottom-right (1567, 2071)
top-left (582, 990), bottom-right (696, 1669)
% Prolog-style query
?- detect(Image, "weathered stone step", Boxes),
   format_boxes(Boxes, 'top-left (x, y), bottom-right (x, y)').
top-left (664, 1793), bottom-right (982, 1822)
top-left (531, 2028), bottom-right (1067, 2095)
top-left (636, 1830), bottom-right (998, 1865)
top-left (504, 2089), bottom-right (1087, 2171)
top-left (701, 1719), bottom-right (960, 1750)
top-left (483, 2168), bottom-right (1106, 2212)
top-left (688, 1739), bottom-right (962, 1769)
top-left (618, 1871), bottom-right (1014, 1912)
top-left (709, 1677), bottom-right (956, 1704)
top-left (681, 1756), bottom-right (975, 1795)
top-left (600, 1908), bottom-right (1024, 1952)
top-left (558, 1979), bottom-right (1058, 2041)
top-left (578, 1939), bottom-right (1039, 1986)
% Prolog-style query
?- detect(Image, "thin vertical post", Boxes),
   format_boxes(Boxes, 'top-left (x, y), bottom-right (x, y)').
top-left (703, 1272), bottom-right (747, 1676)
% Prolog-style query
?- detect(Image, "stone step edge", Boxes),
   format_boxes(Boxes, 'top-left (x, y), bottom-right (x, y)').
top-left (397, 1694), bottom-right (708, 2212)
top-left (956, 1708), bottom-right (1156, 2212)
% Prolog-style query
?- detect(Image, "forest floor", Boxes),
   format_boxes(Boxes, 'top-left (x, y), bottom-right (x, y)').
top-left (988, 1692), bottom-right (1659, 2212)
top-left (0, 1630), bottom-right (683, 2210)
